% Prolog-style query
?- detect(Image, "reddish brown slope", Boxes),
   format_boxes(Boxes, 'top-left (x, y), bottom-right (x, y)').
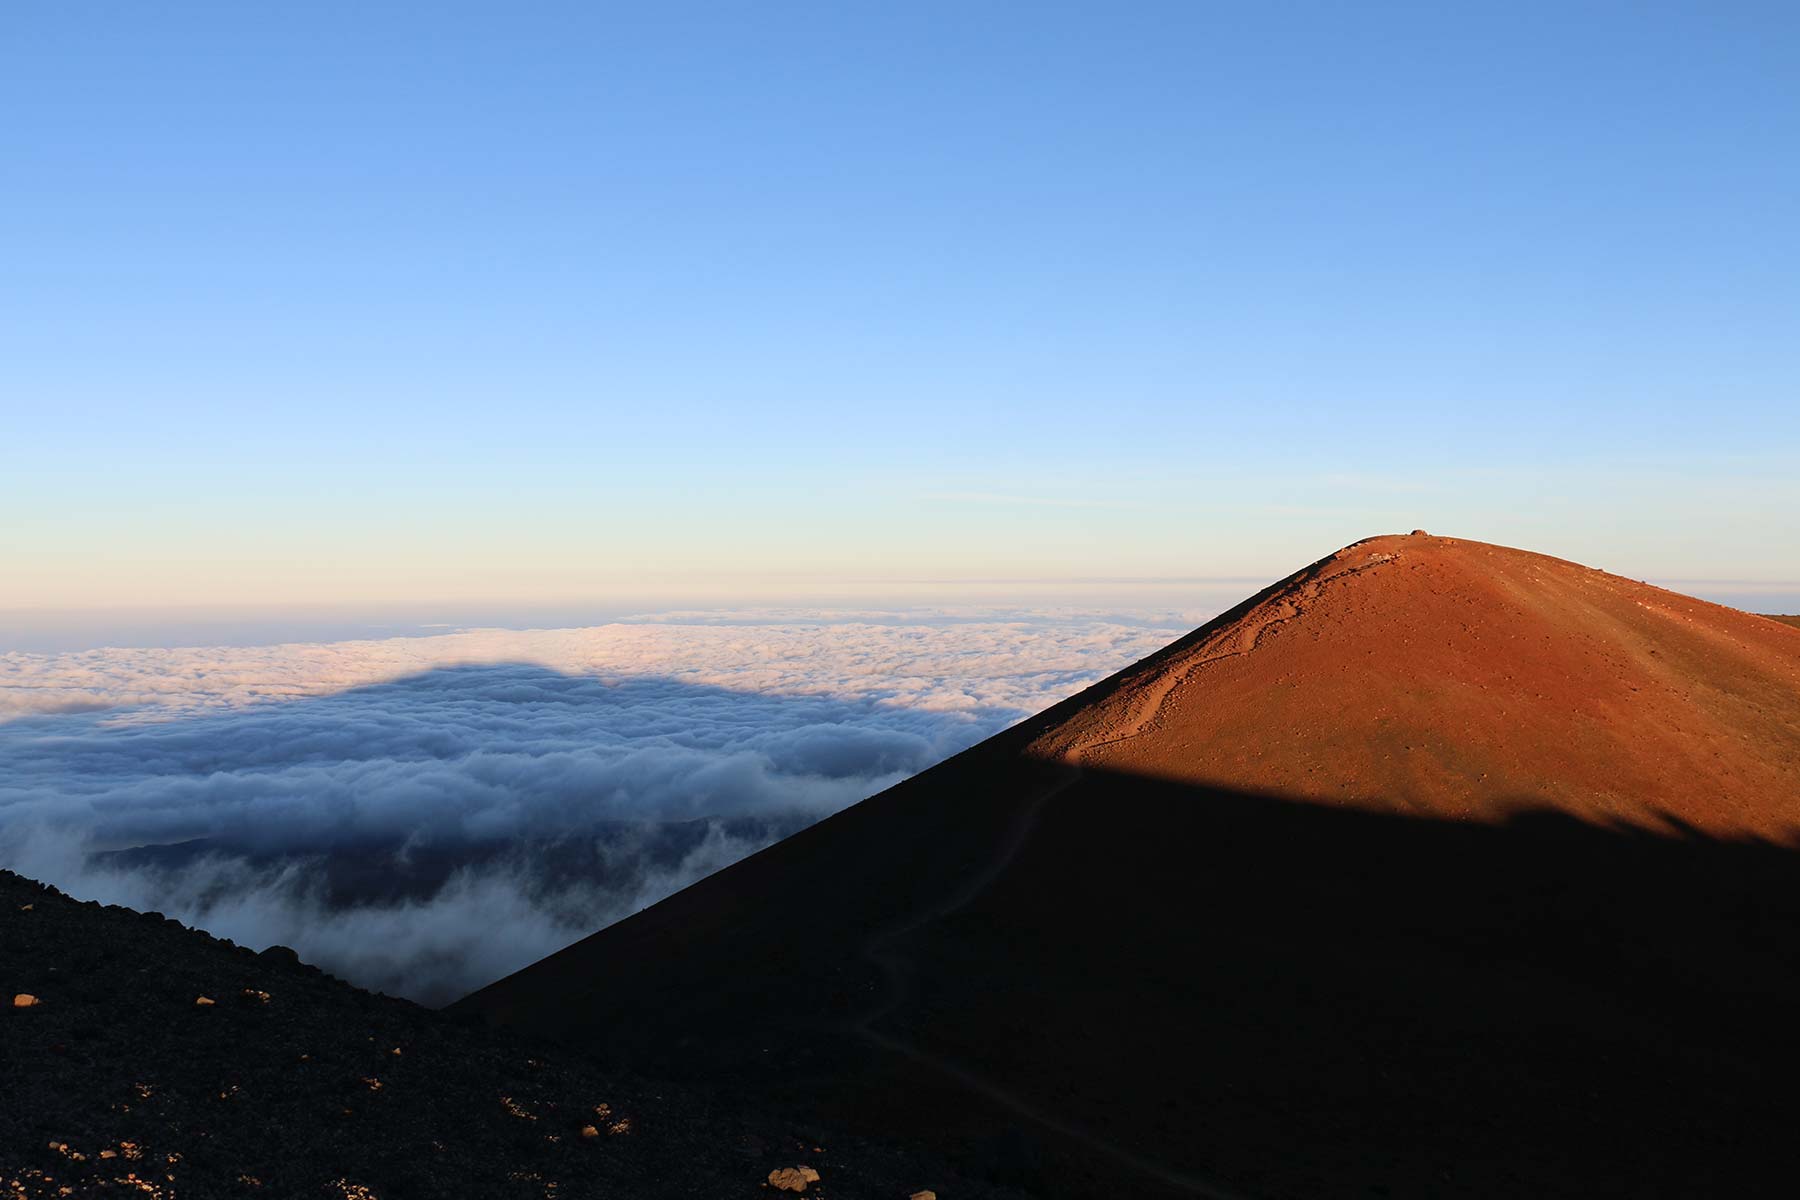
top-left (459, 535), bottom-right (1800, 1199)
top-left (1031, 532), bottom-right (1800, 833)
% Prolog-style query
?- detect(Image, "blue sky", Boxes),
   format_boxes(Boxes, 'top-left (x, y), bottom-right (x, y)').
top-left (4, 2), bottom-right (1797, 616)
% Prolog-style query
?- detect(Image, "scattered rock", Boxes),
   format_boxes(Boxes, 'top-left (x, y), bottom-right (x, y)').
top-left (0, 867), bottom-right (983, 1198)
top-left (767, 1165), bottom-right (821, 1192)
top-left (1411, 528), bottom-right (1429, 536)
top-left (13, 993), bottom-right (40, 1008)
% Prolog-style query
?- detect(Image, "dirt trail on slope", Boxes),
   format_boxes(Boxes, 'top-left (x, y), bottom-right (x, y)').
top-left (1040, 541), bottom-right (1404, 764)
top-left (844, 764), bottom-right (1248, 1198)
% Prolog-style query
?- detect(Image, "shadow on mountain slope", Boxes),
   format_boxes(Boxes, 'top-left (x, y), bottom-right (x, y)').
top-left (460, 756), bottom-right (1800, 1199)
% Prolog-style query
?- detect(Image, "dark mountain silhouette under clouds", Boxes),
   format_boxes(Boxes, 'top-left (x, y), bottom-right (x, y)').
top-left (460, 534), bottom-right (1800, 1197)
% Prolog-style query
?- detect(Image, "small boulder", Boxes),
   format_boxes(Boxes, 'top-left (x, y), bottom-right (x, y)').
top-left (768, 1166), bottom-right (822, 1192)
top-left (910, 1193), bottom-right (938, 1200)
top-left (195, 996), bottom-right (216, 1007)
top-left (13, 993), bottom-right (40, 1008)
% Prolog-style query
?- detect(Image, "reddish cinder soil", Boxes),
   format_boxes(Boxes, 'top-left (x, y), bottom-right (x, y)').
top-left (1030, 533), bottom-right (1800, 834)
top-left (459, 535), bottom-right (1800, 1199)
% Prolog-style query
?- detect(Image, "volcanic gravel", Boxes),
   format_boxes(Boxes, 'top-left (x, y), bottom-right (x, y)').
top-left (0, 870), bottom-right (1004, 1200)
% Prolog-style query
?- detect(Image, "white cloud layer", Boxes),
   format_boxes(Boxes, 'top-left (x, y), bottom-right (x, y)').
top-left (0, 609), bottom-right (1193, 1003)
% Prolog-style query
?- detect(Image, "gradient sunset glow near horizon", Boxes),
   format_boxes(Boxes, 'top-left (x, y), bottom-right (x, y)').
top-left (5, 2), bottom-right (1797, 635)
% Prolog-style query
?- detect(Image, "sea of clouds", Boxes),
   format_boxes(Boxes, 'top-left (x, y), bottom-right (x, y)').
top-left (0, 610), bottom-right (1196, 1003)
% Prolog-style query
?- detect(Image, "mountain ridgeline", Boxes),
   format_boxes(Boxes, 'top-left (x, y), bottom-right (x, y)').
top-left (459, 534), bottom-right (1800, 1197)
top-left (10, 534), bottom-right (1799, 1199)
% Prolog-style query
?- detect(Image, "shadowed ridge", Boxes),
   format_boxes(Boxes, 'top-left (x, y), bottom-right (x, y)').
top-left (457, 533), bottom-right (1800, 1198)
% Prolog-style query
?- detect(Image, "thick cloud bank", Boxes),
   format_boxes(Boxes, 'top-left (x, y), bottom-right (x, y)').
top-left (0, 611), bottom-right (1191, 1002)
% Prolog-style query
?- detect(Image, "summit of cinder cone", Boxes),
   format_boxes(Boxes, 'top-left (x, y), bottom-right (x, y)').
top-left (1026, 532), bottom-right (1800, 835)
top-left (457, 534), bottom-right (1800, 1199)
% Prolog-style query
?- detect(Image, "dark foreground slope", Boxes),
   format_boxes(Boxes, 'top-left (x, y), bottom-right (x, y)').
top-left (0, 870), bottom-right (1013, 1200)
top-left (461, 535), bottom-right (1800, 1199)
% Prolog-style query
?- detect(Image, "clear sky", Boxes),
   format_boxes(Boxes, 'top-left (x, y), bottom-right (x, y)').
top-left (5, 1), bottom-right (1797, 618)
